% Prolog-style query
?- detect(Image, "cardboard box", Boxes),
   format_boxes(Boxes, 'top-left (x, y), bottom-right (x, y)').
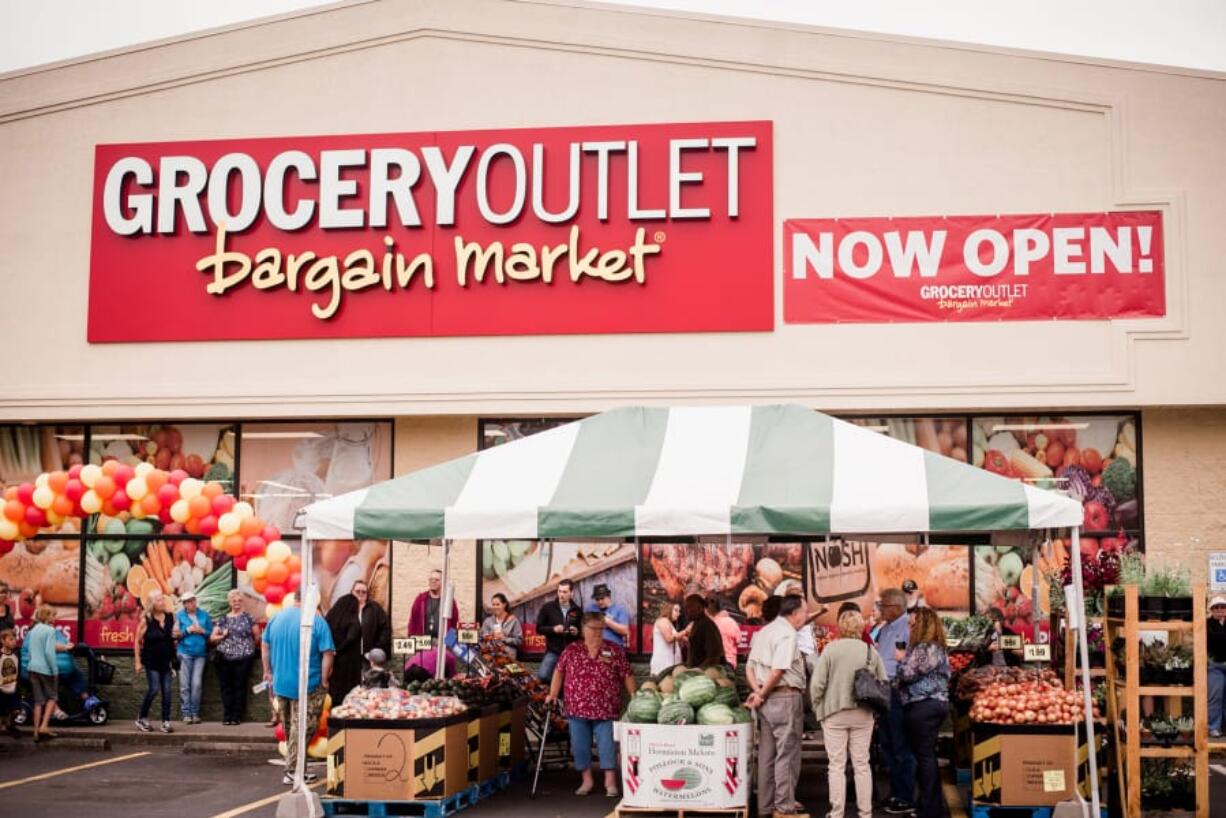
top-left (971, 722), bottom-right (1097, 807)
top-left (615, 721), bottom-right (751, 809)
top-left (497, 698), bottom-right (527, 769)
top-left (467, 705), bottom-right (501, 783)
top-left (326, 714), bottom-right (469, 802)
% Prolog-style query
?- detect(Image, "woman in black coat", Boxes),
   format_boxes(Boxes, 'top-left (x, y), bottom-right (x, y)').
top-left (325, 581), bottom-right (391, 703)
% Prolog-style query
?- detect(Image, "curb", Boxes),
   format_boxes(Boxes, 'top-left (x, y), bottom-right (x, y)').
top-left (62, 730), bottom-right (277, 749)
top-left (183, 741), bottom-right (279, 756)
top-left (0, 736), bottom-right (111, 752)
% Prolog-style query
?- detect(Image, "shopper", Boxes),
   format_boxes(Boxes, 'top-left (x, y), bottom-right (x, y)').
top-left (135, 591), bottom-right (176, 733)
top-left (0, 629), bottom-right (17, 736)
top-left (745, 595), bottom-right (810, 818)
top-left (896, 608), bottom-right (951, 818)
top-left (810, 609), bottom-right (886, 818)
top-left (545, 611), bottom-right (636, 797)
top-left (0, 583), bottom-right (13, 633)
top-left (173, 591), bottom-right (212, 725)
top-left (584, 583), bottom-right (631, 647)
top-left (708, 598), bottom-right (742, 668)
top-left (407, 569), bottom-right (459, 637)
top-left (326, 580), bottom-right (391, 704)
top-left (649, 601), bottom-right (684, 675)
top-left (682, 594), bottom-right (726, 669)
top-left (361, 648), bottom-right (395, 689)
top-left (26, 605), bottom-right (60, 741)
top-left (262, 598), bottom-right (336, 786)
top-left (480, 592), bottom-right (523, 659)
top-left (535, 579), bottom-right (582, 682)
top-left (875, 587), bottom-right (915, 814)
top-left (1207, 595), bottom-right (1226, 737)
top-left (211, 589), bottom-right (260, 725)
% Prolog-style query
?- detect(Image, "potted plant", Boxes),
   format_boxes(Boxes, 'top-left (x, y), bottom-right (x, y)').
top-left (1107, 552), bottom-right (1145, 618)
top-left (1139, 717), bottom-right (1154, 742)
top-left (1165, 644), bottom-right (1193, 686)
top-left (1140, 642), bottom-right (1170, 685)
top-left (1163, 566), bottom-right (1193, 621)
top-left (1140, 568), bottom-right (1168, 621)
top-left (1150, 715), bottom-right (1179, 746)
top-left (1171, 763), bottom-right (1196, 810)
top-left (1141, 761), bottom-right (1174, 810)
top-left (1175, 715), bottom-right (1194, 742)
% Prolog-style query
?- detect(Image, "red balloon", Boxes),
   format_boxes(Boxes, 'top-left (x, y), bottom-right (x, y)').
top-left (0, 540), bottom-right (14, 555)
top-left (244, 536), bottom-right (267, 557)
top-left (275, 723), bottom-right (286, 742)
top-left (198, 515), bottom-right (219, 537)
top-left (168, 469), bottom-right (189, 486)
top-left (156, 484), bottom-right (179, 506)
top-left (67, 464), bottom-right (83, 480)
top-left (24, 505), bottom-right (47, 528)
top-left (110, 489), bottom-right (131, 512)
top-left (65, 479), bottom-right (85, 503)
top-left (261, 525), bottom-right (282, 544)
top-left (287, 572), bottom-right (301, 593)
top-left (16, 484), bottom-right (35, 506)
top-left (2, 501), bottom-right (23, 523)
top-left (113, 464), bottom-right (135, 488)
top-left (233, 553), bottom-right (250, 571)
top-left (264, 584), bottom-right (287, 605)
top-left (158, 508), bottom-right (175, 525)
top-left (211, 495), bottom-right (236, 516)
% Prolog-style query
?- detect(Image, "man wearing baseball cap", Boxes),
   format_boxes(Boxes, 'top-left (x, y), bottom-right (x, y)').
top-left (1208, 596), bottom-right (1226, 737)
top-left (584, 584), bottom-right (631, 647)
top-left (173, 591), bottom-right (212, 725)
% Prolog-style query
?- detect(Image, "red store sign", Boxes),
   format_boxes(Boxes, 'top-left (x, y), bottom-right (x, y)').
top-left (784, 211), bottom-right (1165, 323)
top-left (89, 121), bottom-right (774, 342)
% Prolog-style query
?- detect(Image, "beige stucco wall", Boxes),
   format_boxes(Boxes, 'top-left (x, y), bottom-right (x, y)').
top-left (1139, 408), bottom-right (1226, 585)
top-left (0, 0), bottom-right (1224, 421)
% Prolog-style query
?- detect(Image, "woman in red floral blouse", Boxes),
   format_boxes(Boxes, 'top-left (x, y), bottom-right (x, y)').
top-left (546, 611), bottom-right (637, 797)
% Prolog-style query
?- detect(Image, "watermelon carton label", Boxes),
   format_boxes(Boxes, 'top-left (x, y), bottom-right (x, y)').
top-left (615, 722), bottom-right (749, 809)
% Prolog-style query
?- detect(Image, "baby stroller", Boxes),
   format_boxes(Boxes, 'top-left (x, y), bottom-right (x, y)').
top-left (13, 644), bottom-right (114, 727)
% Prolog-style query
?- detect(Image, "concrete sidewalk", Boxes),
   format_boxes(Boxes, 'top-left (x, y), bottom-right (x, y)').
top-left (3, 719), bottom-right (280, 754)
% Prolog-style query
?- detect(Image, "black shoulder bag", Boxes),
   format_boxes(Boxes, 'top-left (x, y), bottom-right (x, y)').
top-left (852, 642), bottom-right (891, 712)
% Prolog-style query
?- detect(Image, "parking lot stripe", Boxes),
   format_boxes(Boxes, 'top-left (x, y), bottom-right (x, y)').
top-left (208, 780), bottom-right (324, 818)
top-left (0, 750), bottom-right (151, 790)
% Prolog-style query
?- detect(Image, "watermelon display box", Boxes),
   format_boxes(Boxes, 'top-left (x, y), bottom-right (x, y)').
top-left (615, 721), bottom-right (751, 809)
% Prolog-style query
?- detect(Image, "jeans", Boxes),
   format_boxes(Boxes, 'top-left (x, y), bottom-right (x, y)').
top-left (822, 707), bottom-right (875, 818)
top-left (216, 655), bottom-right (254, 723)
top-left (140, 669), bottom-right (173, 722)
top-left (756, 690), bottom-right (804, 815)
top-left (179, 654), bottom-right (206, 718)
top-left (1209, 663), bottom-right (1226, 732)
top-left (537, 651), bottom-right (561, 683)
top-left (881, 689), bottom-right (916, 806)
top-left (567, 717), bottom-right (616, 771)
top-left (904, 698), bottom-right (950, 818)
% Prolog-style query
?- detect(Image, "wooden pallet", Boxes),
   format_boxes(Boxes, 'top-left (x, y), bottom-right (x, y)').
top-left (607, 804), bottom-right (749, 818)
top-left (969, 806), bottom-right (1106, 818)
top-left (322, 786), bottom-right (480, 818)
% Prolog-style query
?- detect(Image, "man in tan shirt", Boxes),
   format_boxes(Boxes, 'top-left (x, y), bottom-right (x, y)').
top-left (746, 595), bottom-right (809, 818)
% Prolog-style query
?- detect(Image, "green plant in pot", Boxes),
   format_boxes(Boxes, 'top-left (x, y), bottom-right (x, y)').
top-left (1165, 644), bottom-right (1193, 686)
top-left (1141, 760), bottom-right (1175, 810)
top-left (1149, 715), bottom-right (1179, 746)
top-left (1175, 715), bottom-right (1194, 742)
top-left (1108, 552), bottom-right (1146, 618)
top-left (1163, 566), bottom-right (1193, 621)
top-left (1139, 566), bottom-right (1169, 621)
top-left (1139, 642), bottom-right (1170, 685)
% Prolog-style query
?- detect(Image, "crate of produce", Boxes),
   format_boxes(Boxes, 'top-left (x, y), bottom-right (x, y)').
top-left (614, 722), bottom-right (751, 810)
top-left (971, 722), bottom-right (1098, 807)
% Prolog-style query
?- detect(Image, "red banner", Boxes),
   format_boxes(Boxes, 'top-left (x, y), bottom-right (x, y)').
top-left (784, 211), bottom-right (1164, 323)
top-left (89, 121), bottom-right (773, 342)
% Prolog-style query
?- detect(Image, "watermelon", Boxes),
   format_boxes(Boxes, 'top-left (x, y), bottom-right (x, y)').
top-left (731, 706), bottom-right (753, 724)
top-left (678, 675), bottom-right (717, 708)
top-left (657, 699), bottom-right (695, 725)
top-left (712, 681), bottom-right (740, 707)
top-left (696, 703), bottom-right (735, 725)
top-left (625, 691), bottom-right (662, 724)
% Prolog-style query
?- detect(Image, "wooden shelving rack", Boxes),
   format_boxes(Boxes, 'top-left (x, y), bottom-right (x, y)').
top-left (1102, 583), bottom-right (1209, 818)
top-left (1064, 615), bottom-right (1107, 691)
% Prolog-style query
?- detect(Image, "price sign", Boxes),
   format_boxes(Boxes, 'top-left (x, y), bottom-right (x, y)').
top-left (503, 663), bottom-right (524, 676)
top-left (999, 635), bottom-right (1023, 650)
top-left (945, 638), bottom-right (962, 649)
top-left (392, 638), bottom-right (415, 655)
top-left (457, 623), bottom-right (480, 645)
top-left (1023, 643), bottom-right (1052, 663)
top-left (1043, 769), bottom-right (1066, 792)
top-left (414, 636), bottom-right (435, 652)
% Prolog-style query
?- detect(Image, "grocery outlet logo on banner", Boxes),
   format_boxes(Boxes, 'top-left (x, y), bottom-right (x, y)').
top-left (88, 121), bottom-right (773, 342)
top-left (785, 211), bottom-right (1164, 323)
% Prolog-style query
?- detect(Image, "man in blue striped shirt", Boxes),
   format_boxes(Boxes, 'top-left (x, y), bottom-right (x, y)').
top-left (875, 588), bottom-right (915, 815)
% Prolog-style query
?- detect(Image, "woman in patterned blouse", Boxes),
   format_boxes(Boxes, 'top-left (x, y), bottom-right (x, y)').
top-left (894, 608), bottom-right (951, 818)
top-left (210, 590), bottom-right (260, 725)
top-left (546, 611), bottom-right (636, 797)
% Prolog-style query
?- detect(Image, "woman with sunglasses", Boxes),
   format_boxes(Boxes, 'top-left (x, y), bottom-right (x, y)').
top-left (325, 580), bottom-right (390, 704)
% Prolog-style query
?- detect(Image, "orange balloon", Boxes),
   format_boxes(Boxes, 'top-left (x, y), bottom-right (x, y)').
top-left (185, 517), bottom-right (201, 535)
top-left (266, 562), bottom-right (289, 585)
top-left (239, 517), bottom-right (263, 538)
top-left (145, 470), bottom-right (168, 492)
top-left (47, 471), bottom-right (69, 494)
top-left (252, 576), bottom-right (268, 594)
top-left (101, 460), bottom-right (121, 477)
top-left (93, 475), bottom-right (117, 500)
top-left (140, 494), bottom-right (161, 516)
top-left (286, 553), bottom-right (301, 573)
top-left (18, 521), bottom-right (38, 539)
top-left (201, 482), bottom-right (224, 499)
top-left (3, 501), bottom-right (23, 522)
top-left (51, 495), bottom-right (74, 517)
top-left (101, 501), bottom-right (119, 518)
top-left (188, 495), bottom-right (211, 519)
top-left (224, 534), bottom-right (245, 556)
top-left (3, 486), bottom-right (16, 501)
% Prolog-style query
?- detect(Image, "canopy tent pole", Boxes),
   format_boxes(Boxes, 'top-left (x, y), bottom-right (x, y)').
top-left (436, 539), bottom-right (451, 680)
top-left (1069, 527), bottom-right (1101, 817)
top-left (1033, 531), bottom-right (1047, 645)
top-left (278, 536), bottom-right (323, 818)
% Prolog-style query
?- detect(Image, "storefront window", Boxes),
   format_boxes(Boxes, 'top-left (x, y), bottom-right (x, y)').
top-left (480, 418), bottom-right (577, 450)
top-left (847, 417), bottom-right (969, 460)
top-left (89, 423), bottom-right (237, 495)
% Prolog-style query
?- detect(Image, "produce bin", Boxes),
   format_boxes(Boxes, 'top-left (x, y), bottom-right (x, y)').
top-left (951, 698), bottom-right (973, 769)
top-left (971, 721), bottom-right (1100, 807)
top-left (466, 704), bottom-right (501, 783)
top-left (326, 713), bottom-right (470, 802)
top-left (614, 721), bottom-right (751, 810)
top-left (497, 697), bottom-right (527, 769)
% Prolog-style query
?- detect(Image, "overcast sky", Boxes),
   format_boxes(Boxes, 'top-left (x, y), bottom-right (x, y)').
top-left (3, 0), bottom-right (1225, 75)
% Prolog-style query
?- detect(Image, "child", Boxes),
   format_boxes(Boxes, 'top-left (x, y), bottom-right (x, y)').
top-left (0, 629), bottom-right (19, 736)
top-left (360, 648), bottom-right (397, 689)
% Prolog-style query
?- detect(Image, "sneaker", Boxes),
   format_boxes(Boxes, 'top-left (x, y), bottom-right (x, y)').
top-left (1212, 729), bottom-right (1223, 738)
top-left (161, 722), bottom-right (174, 733)
top-left (191, 715), bottom-right (202, 725)
top-left (135, 719), bottom-right (153, 733)
top-left (883, 800), bottom-right (914, 815)
top-left (283, 772), bottom-right (319, 785)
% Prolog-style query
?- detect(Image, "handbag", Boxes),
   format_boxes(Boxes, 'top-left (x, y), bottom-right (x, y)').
top-left (852, 643), bottom-right (891, 713)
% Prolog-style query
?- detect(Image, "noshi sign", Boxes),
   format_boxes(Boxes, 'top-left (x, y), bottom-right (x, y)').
top-left (89, 121), bottom-right (774, 342)
top-left (784, 211), bottom-right (1164, 323)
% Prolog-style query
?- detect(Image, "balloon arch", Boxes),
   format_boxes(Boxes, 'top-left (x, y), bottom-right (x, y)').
top-left (0, 461), bottom-right (297, 613)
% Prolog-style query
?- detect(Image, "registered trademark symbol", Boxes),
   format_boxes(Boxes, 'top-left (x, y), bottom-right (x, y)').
top-left (654, 231), bottom-right (666, 243)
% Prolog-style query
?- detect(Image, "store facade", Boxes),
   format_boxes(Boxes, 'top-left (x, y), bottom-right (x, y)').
top-left (1, 0), bottom-right (1224, 666)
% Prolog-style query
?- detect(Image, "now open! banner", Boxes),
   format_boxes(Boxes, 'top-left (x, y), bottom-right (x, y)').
top-left (784, 211), bottom-right (1165, 323)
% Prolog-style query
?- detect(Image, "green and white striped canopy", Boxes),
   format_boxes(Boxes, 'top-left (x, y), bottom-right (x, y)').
top-left (302, 404), bottom-right (1082, 541)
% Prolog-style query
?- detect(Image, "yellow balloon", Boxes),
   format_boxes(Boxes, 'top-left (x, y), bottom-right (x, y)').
top-left (232, 501), bottom-right (254, 520)
top-left (130, 505), bottom-right (147, 520)
top-left (0, 518), bottom-right (19, 540)
top-left (247, 557), bottom-right (268, 579)
top-left (308, 736), bottom-right (328, 759)
top-left (277, 740), bottom-right (288, 758)
top-left (170, 499), bottom-right (191, 523)
top-left (265, 540), bottom-right (291, 564)
top-left (134, 462), bottom-right (154, 477)
top-left (32, 485), bottom-right (55, 510)
top-left (80, 464), bottom-right (102, 488)
top-left (179, 478), bottom-right (203, 500)
top-left (217, 512), bottom-right (240, 536)
top-left (80, 490), bottom-right (103, 515)
top-left (125, 477), bottom-right (148, 501)
top-left (282, 592), bottom-right (296, 609)
top-left (266, 603), bottom-right (282, 621)
top-left (35, 473), bottom-right (50, 489)
top-left (45, 510), bottom-right (64, 526)
top-left (211, 532), bottom-right (226, 549)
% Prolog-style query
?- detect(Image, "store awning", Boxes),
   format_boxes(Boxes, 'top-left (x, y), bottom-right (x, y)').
top-left (301, 404), bottom-right (1082, 541)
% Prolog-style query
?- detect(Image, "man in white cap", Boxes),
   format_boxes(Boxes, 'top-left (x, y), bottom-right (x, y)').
top-left (1208, 596), bottom-right (1226, 737)
top-left (173, 591), bottom-right (212, 725)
